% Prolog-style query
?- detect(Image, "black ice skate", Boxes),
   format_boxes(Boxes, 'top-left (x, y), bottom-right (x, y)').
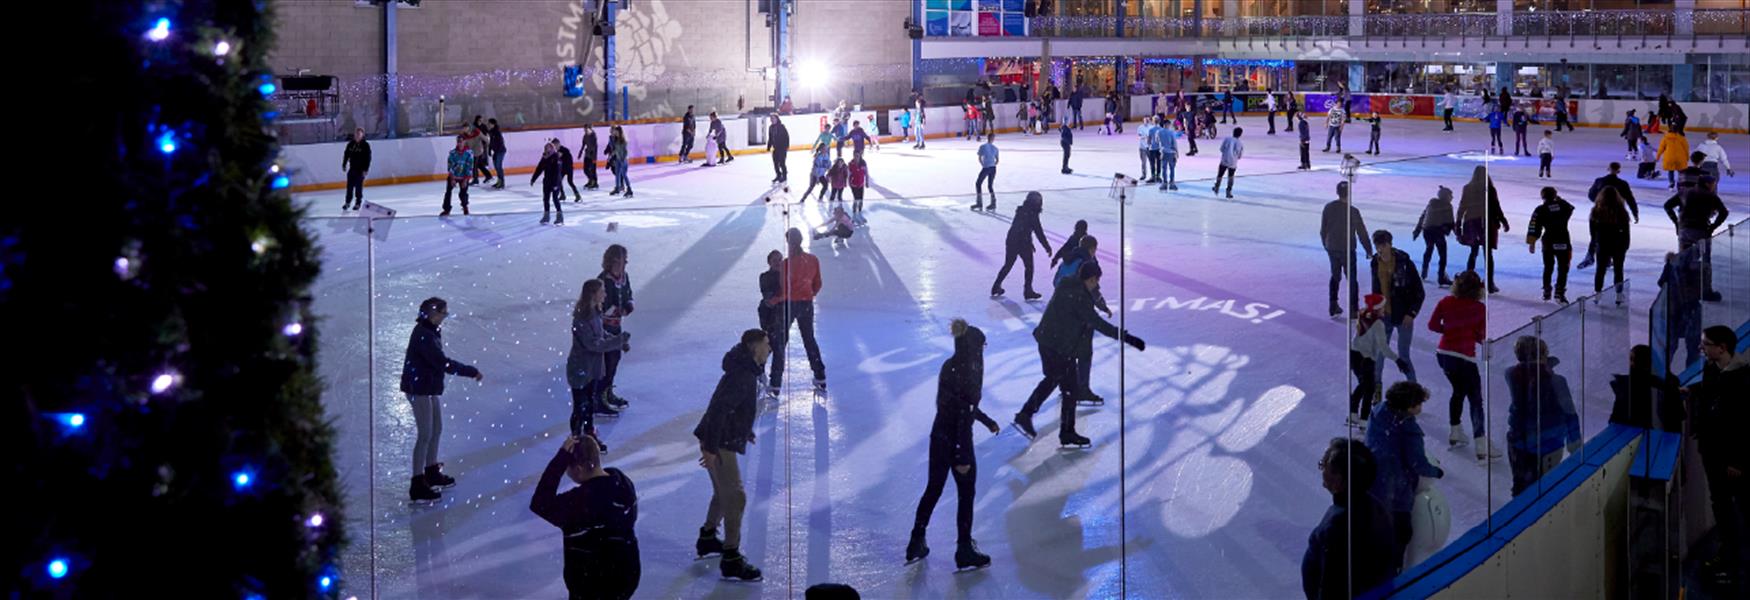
top-left (1011, 412), bottom-right (1038, 440)
top-left (990, 287), bottom-right (1005, 298)
top-left (1059, 431), bottom-right (1092, 449)
top-left (1076, 392), bottom-right (1106, 407)
top-left (954, 540), bottom-right (992, 571)
top-left (719, 551), bottom-right (763, 582)
top-left (593, 402), bottom-right (621, 418)
top-left (424, 464), bottom-right (456, 489)
top-left (971, 199), bottom-right (984, 211)
top-left (905, 527), bottom-right (930, 564)
top-left (813, 377), bottom-right (827, 393)
top-left (540, 214), bottom-right (551, 225)
top-left (1023, 290), bottom-right (1043, 302)
top-left (604, 388), bottom-right (629, 409)
top-left (408, 475), bottom-right (441, 504)
top-left (695, 527), bottom-right (725, 560)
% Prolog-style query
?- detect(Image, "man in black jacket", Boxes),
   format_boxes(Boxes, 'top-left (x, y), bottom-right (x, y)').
top-left (679, 106), bottom-right (697, 164)
top-left (1527, 187), bottom-right (1576, 303)
top-left (1578, 163), bottom-right (1640, 270)
top-left (1684, 326), bottom-right (1749, 582)
top-left (767, 114), bottom-right (790, 184)
top-left (990, 192), bottom-right (1053, 300)
top-left (399, 297), bottom-right (483, 502)
top-left (487, 118), bottom-right (508, 189)
top-left (1664, 175), bottom-right (1730, 302)
top-left (1013, 263), bottom-right (1146, 447)
top-left (1370, 230), bottom-right (1425, 383)
top-left (554, 138), bottom-right (581, 200)
top-left (581, 125), bottom-right (600, 190)
top-left (1322, 181), bottom-right (1375, 318)
top-left (342, 127), bottom-right (371, 210)
top-left (1302, 438), bottom-right (1397, 600)
top-left (907, 319), bottom-right (1001, 570)
top-left (693, 329), bottom-right (770, 581)
top-left (530, 142), bottom-right (565, 225)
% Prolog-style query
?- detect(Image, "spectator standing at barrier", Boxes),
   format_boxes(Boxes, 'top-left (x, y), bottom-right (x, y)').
top-left (580, 124), bottom-right (600, 190)
top-left (400, 297), bottom-right (482, 503)
top-left (441, 135), bottom-right (472, 216)
top-left (341, 127), bottom-right (370, 211)
top-left (1664, 174), bottom-right (1730, 302)
top-left (1220, 89), bottom-right (1235, 124)
top-left (679, 105), bottom-right (697, 164)
top-left (1323, 104), bottom-right (1346, 153)
top-left (1696, 132), bottom-right (1735, 181)
top-left (1366, 382), bottom-right (1445, 572)
top-left (1683, 326), bottom-right (1750, 583)
top-left (1505, 336), bottom-right (1582, 497)
top-left (1302, 438), bottom-right (1397, 600)
top-left (487, 118), bottom-right (507, 190)
top-left (1321, 181), bottom-right (1374, 318)
top-left (1370, 230), bottom-right (1424, 384)
top-left (1413, 186), bottom-right (1455, 288)
top-left (767, 115), bottom-right (790, 184)
top-left (529, 435), bottom-right (641, 600)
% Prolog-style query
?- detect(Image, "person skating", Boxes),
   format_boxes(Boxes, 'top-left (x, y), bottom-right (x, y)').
top-left (990, 191), bottom-right (1052, 300)
top-left (1695, 131), bottom-right (1736, 181)
top-left (1526, 187), bottom-right (1576, 303)
top-left (1323, 103), bottom-right (1346, 153)
top-left (1621, 110), bottom-right (1645, 158)
top-left (1213, 127), bottom-right (1244, 199)
top-left (1413, 186), bottom-right (1456, 287)
top-left (811, 206), bottom-right (856, 246)
top-left (463, 120), bottom-right (491, 185)
top-left (907, 319), bottom-right (1002, 570)
top-left (441, 135), bottom-right (473, 216)
top-left (827, 156), bottom-right (848, 203)
top-left (1505, 336), bottom-right (1583, 497)
top-left (1265, 89), bottom-right (1279, 134)
top-left (1052, 235), bottom-right (1115, 407)
top-left (1183, 102), bottom-right (1201, 156)
top-left (1428, 271), bottom-right (1503, 461)
top-left (756, 250), bottom-right (783, 398)
top-left (487, 118), bottom-right (508, 189)
top-left (679, 105), bottom-right (697, 164)
top-left (701, 117), bottom-right (722, 168)
top-left (1577, 162), bottom-right (1640, 270)
top-left (1303, 438), bottom-right (1397, 600)
top-left (1588, 187), bottom-right (1633, 299)
top-left (1664, 174), bottom-right (1730, 302)
top-left (694, 329), bottom-right (771, 581)
top-left (1219, 89), bottom-right (1235, 124)
top-left (1655, 131), bottom-right (1691, 190)
top-left (530, 142), bottom-right (566, 225)
top-left (1363, 112), bottom-right (1382, 155)
top-left (608, 126), bottom-right (633, 197)
top-left (1535, 131), bottom-right (1555, 179)
top-left (1285, 92), bottom-right (1300, 133)
top-left (1484, 106), bottom-right (1507, 155)
top-left (1350, 293), bottom-right (1397, 429)
top-left (1321, 181), bottom-right (1375, 318)
top-left (1553, 91), bottom-right (1574, 133)
top-left (848, 155), bottom-right (869, 221)
top-left (971, 134), bottom-right (999, 211)
top-left (1155, 117), bottom-right (1180, 191)
top-left (529, 435), bottom-right (641, 599)
top-left (1298, 113), bottom-right (1313, 170)
top-left (554, 138), bottom-right (581, 200)
top-left (569, 279), bottom-right (630, 449)
top-left (1441, 87), bottom-right (1458, 131)
top-left (1059, 123), bottom-right (1074, 174)
top-left (598, 245), bottom-right (635, 410)
top-left (1068, 83), bottom-right (1086, 129)
top-left (845, 121), bottom-right (872, 159)
top-left (771, 228), bottom-right (827, 392)
top-left (710, 112), bottom-right (733, 164)
top-left (1369, 230), bottom-right (1425, 384)
top-left (799, 145), bottom-right (831, 202)
top-left (581, 124), bottom-right (600, 190)
top-left (1456, 166), bottom-right (1509, 294)
top-left (913, 94), bottom-right (928, 149)
top-left (1680, 326), bottom-right (1750, 584)
top-left (897, 108), bottom-right (914, 147)
top-left (1050, 220), bottom-right (1089, 275)
top-left (1012, 262), bottom-right (1145, 446)
top-left (1136, 116), bottom-right (1157, 182)
top-left (341, 127), bottom-right (371, 210)
top-left (1510, 107), bottom-right (1535, 157)
top-left (1366, 382), bottom-right (1446, 572)
top-left (400, 297), bottom-right (483, 502)
top-left (767, 114), bottom-right (790, 184)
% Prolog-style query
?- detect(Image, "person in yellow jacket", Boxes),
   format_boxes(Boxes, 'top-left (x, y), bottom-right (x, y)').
top-left (1656, 131), bottom-right (1691, 190)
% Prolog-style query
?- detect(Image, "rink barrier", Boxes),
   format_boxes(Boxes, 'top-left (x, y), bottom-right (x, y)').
top-left (1365, 424), bottom-right (1642, 599)
top-left (282, 94), bottom-right (1745, 193)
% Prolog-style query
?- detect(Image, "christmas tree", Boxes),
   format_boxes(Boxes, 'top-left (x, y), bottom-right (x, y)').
top-left (11, 1), bottom-right (344, 596)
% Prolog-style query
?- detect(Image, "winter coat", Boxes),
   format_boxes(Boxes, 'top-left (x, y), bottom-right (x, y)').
top-left (1370, 248), bottom-right (1425, 324)
top-left (1414, 194), bottom-right (1455, 237)
top-left (343, 139), bottom-right (372, 172)
top-left (1320, 199), bottom-right (1374, 256)
top-left (828, 162), bottom-right (848, 189)
top-left (1620, 116), bottom-right (1642, 141)
top-left (1664, 189), bottom-right (1729, 232)
top-left (1658, 134), bottom-right (1691, 172)
top-left (694, 342), bottom-right (762, 455)
top-left (447, 148), bottom-right (474, 179)
top-left (1587, 174), bottom-right (1639, 221)
top-left (556, 145), bottom-right (575, 175)
top-left (399, 319), bottom-right (479, 396)
top-left (810, 152), bottom-right (831, 178)
top-left (598, 271), bottom-right (633, 334)
top-left (1352, 319), bottom-right (1398, 364)
top-left (1428, 296), bottom-right (1486, 360)
top-left (1033, 277), bottom-right (1122, 360)
top-left (1060, 125), bottom-right (1073, 147)
top-left (1589, 215), bottom-right (1631, 257)
top-left (464, 128), bottom-right (487, 157)
top-left (1486, 111), bottom-right (1505, 130)
top-left (1505, 360), bottom-right (1582, 455)
top-left (1526, 198), bottom-right (1576, 249)
top-left (582, 131), bottom-right (599, 160)
top-left (1302, 491), bottom-right (1397, 600)
top-left (1005, 196), bottom-right (1049, 251)
top-left (777, 251), bottom-right (822, 303)
top-left (934, 327), bottom-right (999, 465)
top-left (767, 122), bottom-right (789, 152)
top-left (1511, 111), bottom-right (1531, 132)
top-left (1457, 178), bottom-right (1507, 248)
top-left (1691, 353), bottom-right (1750, 469)
top-left (848, 160), bottom-right (868, 188)
top-left (1219, 137), bottom-right (1244, 168)
top-left (1609, 368), bottom-right (1682, 431)
top-left (531, 152), bottom-right (562, 187)
top-left (567, 311), bottom-right (627, 389)
top-left (608, 137), bottom-right (628, 165)
top-left (530, 457), bottom-right (639, 592)
top-left (1366, 407), bottom-right (1444, 513)
top-left (682, 112), bottom-right (696, 135)
top-left (1696, 139), bottom-right (1733, 171)
top-left (488, 125), bottom-right (507, 153)
top-left (1052, 231), bottom-right (1087, 267)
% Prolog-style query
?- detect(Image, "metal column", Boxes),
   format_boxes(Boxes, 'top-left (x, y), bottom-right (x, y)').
top-left (604, 0), bottom-right (618, 120)
top-left (383, 1), bottom-right (399, 137)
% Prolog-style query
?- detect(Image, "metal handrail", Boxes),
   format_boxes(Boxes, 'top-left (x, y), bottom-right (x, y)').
top-left (974, 9), bottom-right (1746, 39)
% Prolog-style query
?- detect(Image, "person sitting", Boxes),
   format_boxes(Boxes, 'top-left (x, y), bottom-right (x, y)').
top-left (812, 206), bottom-right (856, 244)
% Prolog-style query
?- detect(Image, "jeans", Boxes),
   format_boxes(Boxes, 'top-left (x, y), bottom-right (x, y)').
top-left (1375, 320), bottom-right (1418, 383)
top-left (1138, 148), bottom-right (1151, 179)
top-left (1421, 225), bottom-right (1450, 281)
top-left (408, 394), bottom-right (442, 474)
top-left (1438, 353), bottom-right (1485, 438)
top-left (974, 166), bottom-right (996, 198)
top-left (492, 149), bottom-right (507, 183)
top-left (1324, 125), bottom-right (1342, 151)
top-left (442, 178), bottom-right (470, 212)
top-left (679, 133), bottom-right (695, 161)
top-left (702, 449), bottom-right (747, 551)
top-left (1327, 248), bottom-right (1361, 313)
top-left (1539, 153), bottom-right (1553, 177)
top-left (1061, 145), bottom-right (1071, 171)
top-left (1368, 130), bottom-right (1381, 154)
top-left (770, 300), bottom-right (825, 387)
top-left (1268, 111), bottom-right (1277, 133)
top-left (1465, 242), bottom-right (1497, 289)
top-left (1160, 153), bottom-right (1177, 187)
top-left (914, 435), bottom-right (977, 544)
top-left (1214, 164), bottom-right (1236, 193)
top-left (1490, 128), bottom-right (1504, 152)
top-left (612, 160), bottom-right (631, 193)
top-left (345, 169), bottom-right (366, 205)
top-left (1541, 244), bottom-right (1571, 296)
top-left (542, 182), bottom-right (565, 218)
top-left (993, 245), bottom-right (1037, 295)
top-left (772, 149), bottom-right (788, 181)
top-left (1300, 142), bottom-right (1311, 168)
top-left (1020, 344), bottom-right (1081, 438)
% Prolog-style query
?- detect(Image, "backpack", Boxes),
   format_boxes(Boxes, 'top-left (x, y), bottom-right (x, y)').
top-left (1053, 253), bottom-right (1085, 289)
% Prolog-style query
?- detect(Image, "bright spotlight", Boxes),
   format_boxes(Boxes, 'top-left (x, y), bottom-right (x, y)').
top-left (798, 61), bottom-right (829, 90)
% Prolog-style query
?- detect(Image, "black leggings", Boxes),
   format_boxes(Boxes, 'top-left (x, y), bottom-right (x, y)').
top-left (1594, 244), bottom-right (1626, 293)
top-left (913, 435), bottom-right (976, 543)
top-left (801, 175), bottom-right (828, 200)
top-left (570, 380), bottom-right (603, 437)
top-left (1465, 243), bottom-right (1496, 288)
top-left (1020, 345), bottom-right (1081, 438)
top-left (993, 246), bottom-right (1036, 295)
top-left (1541, 245), bottom-right (1571, 296)
top-left (1490, 128), bottom-right (1504, 152)
top-left (1350, 351), bottom-right (1377, 420)
top-left (1421, 226), bottom-right (1450, 280)
top-left (1438, 354), bottom-right (1485, 438)
top-left (1328, 249), bottom-right (1360, 313)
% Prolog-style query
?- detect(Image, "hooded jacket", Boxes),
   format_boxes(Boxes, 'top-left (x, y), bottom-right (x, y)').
top-left (531, 151), bottom-right (562, 187)
top-left (1005, 193), bottom-right (1050, 251)
top-left (1414, 190), bottom-right (1455, 236)
top-left (1370, 248), bottom-right (1425, 324)
top-left (1365, 407), bottom-right (1444, 513)
top-left (556, 144), bottom-right (576, 175)
top-left (694, 343), bottom-right (762, 455)
top-left (1034, 276), bottom-right (1122, 360)
top-left (529, 455), bottom-right (638, 586)
top-left (567, 309), bottom-right (627, 389)
top-left (1506, 358), bottom-right (1583, 455)
top-left (399, 318), bottom-right (480, 396)
top-left (934, 326), bottom-right (1000, 465)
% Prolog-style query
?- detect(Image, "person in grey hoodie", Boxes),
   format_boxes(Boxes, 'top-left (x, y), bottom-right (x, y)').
top-left (693, 329), bottom-right (772, 581)
top-left (1213, 127), bottom-right (1244, 199)
top-left (569, 279), bottom-right (631, 451)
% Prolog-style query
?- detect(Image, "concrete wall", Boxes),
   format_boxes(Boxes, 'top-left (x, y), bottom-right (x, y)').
top-left (269, 0), bottom-right (383, 77)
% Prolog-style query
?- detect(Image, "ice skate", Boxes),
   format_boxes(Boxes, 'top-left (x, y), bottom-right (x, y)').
top-left (1059, 431), bottom-right (1092, 449)
top-left (439, 209), bottom-right (451, 217)
top-left (695, 527), bottom-right (725, 560)
top-left (592, 401), bottom-right (621, 417)
top-left (1023, 290), bottom-right (1043, 302)
top-left (1576, 255), bottom-right (1594, 270)
top-left (604, 388), bottom-right (629, 409)
top-left (971, 197), bottom-right (984, 211)
top-left (990, 286), bottom-right (1005, 298)
top-left (1555, 293), bottom-right (1569, 305)
top-left (813, 377), bottom-right (827, 393)
top-left (954, 540), bottom-right (991, 571)
top-left (1449, 427), bottom-right (1468, 448)
top-left (424, 464), bottom-right (456, 489)
top-left (408, 475), bottom-right (441, 505)
top-left (1011, 411), bottom-right (1038, 440)
top-left (905, 527), bottom-right (930, 564)
top-left (1076, 392), bottom-right (1106, 407)
top-left (540, 214), bottom-right (551, 225)
top-left (1475, 437), bottom-right (1502, 462)
top-left (719, 551), bottom-right (763, 582)
top-left (1346, 412), bottom-right (1360, 427)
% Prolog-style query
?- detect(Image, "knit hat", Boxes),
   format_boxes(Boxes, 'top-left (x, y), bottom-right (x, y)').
top-left (1363, 293), bottom-right (1385, 311)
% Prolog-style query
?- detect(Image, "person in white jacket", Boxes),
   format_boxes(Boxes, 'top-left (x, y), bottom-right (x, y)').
top-left (1350, 293), bottom-right (1398, 429)
top-left (1536, 131), bottom-right (1555, 179)
top-left (1695, 132), bottom-right (1735, 180)
top-left (1214, 127), bottom-right (1244, 199)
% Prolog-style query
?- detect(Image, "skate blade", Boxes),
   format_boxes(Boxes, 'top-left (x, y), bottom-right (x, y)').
top-left (1058, 443), bottom-right (1092, 450)
top-left (954, 563), bottom-right (992, 573)
top-left (905, 555), bottom-right (928, 566)
top-left (407, 499), bottom-right (440, 507)
top-left (718, 575), bottom-right (764, 583)
top-left (1008, 423), bottom-right (1036, 440)
top-left (694, 553), bottom-right (723, 561)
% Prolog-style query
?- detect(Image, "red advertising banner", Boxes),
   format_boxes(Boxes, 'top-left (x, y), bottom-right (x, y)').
top-left (978, 13), bottom-right (1001, 36)
top-left (1368, 95), bottom-right (1435, 117)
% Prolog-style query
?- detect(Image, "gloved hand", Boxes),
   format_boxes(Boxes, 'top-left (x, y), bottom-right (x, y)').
top-left (1122, 333), bottom-right (1146, 352)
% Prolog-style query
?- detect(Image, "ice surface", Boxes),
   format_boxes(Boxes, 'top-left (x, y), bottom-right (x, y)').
top-left (302, 118), bottom-right (1748, 598)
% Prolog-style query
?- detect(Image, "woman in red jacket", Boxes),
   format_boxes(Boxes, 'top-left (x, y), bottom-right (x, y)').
top-left (1427, 271), bottom-right (1502, 462)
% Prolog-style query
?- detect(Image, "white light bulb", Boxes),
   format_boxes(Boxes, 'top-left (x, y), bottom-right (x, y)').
top-left (213, 40), bottom-right (231, 56)
top-left (150, 372), bottom-right (178, 394)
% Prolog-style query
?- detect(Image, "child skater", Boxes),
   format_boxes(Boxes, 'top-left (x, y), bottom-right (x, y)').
top-left (1537, 131), bottom-right (1555, 179)
top-left (1365, 112), bottom-right (1383, 155)
top-left (1350, 293), bottom-right (1398, 430)
top-left (1413, 186), bottom-right (1456, 287)
top-left (848, 155), bottom-right (869, 223)
top-left (812, 206), bottom-right (856, 246)
top-left (827, 156), bottom-right (849, 203)
top-left (401, 297), bottom-right (484, 503)
top-left (799, 145), bottom-right (831, 202)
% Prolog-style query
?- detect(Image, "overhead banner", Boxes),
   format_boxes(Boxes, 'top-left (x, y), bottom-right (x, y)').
top-left (925, 0), bottom-right (1027, 37)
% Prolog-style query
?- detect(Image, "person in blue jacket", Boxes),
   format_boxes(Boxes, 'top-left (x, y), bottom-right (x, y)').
top-left (1366, 382), bottom-right (1445, 572)
top-left (400, 297), bottom-right (483, 502)
top-left (1485, 107), bottom-right (1506, 155)
top-left (1303, 437), bottom-right (1397, 599)
top-left (1505, 336), bottom-right (1582, 497)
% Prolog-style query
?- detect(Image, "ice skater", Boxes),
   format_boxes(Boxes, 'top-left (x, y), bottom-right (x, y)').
top-left (1156, 117), bottom-right (1180, 190)
top-left (487, 118), bottom-right (508, 189)
top-left (464, 120), bottom-right (491, 185)
top-left (767, 114), bottom-right (789, 183)
top-left (1285, 92), bottom-right (1300, 133)
top-left (581, 124), bottom-right (600, 190)
top-left (848, 155), bottom-right (869, 220)
top-left (1511, 107), bottom-right (1535, 157)
top-left (1323, 103), bottom-right (1346, 153)
top-left (608, 126), bottom-right (633, 197)
top-left (971, 134), bottom-right (999, 210)
top-left (598, 245), bottom-right (635, 410)
top-left (679, 105), bottom-right (697, 163)
top-left (693, 329), bottom-right (770, 582)
top-left (1213, 127), bottom-right (1243, 199)
top-left (1369, 230), bottom-right (1424, 384)
top-left (989, 192), bottom-right (1052, 300)
top-left (1484, 106), bottom-right (1507, 154)
top-left (1695, 131), bottom-right (1735, 180)
top-left (341, 127), bottom-right (371, 210)
top-left (1265, 89), bottom-right (1279, 134)
top-left (1456, 166), bottom-right (1508, 294)
top-left (1350, 293), bottom-right (1397, 428)
top-left (756, 250), bottom-right (783, 396)
top-left (1298, 113), bottom-right (1312, 170)
top-left (1051, 235), bottom-right (1115, 407)
top-left (1059, 123), bottom-right (1074, 174)
top-left (400, 297), bottom-right (482, 503)
top-left (1136, 116), bottom-right (1157, 182)
top-left (906, 319), bottom-right (1000, 571)
top-left (1412, 186), bottom-right (1455, 287)
top-left (529, 435), bottom-right (641, 600)
top-left (569, 279), bottom-right (629, 450)
top-left (827, 156), bottom-right (848, 203)
top-left (1588, 188), bottom-right (1632, 297)
top-left (1536, 131), bottom-right (1554, 179)
top-left (711, 112), bottom-right (733, 164)
top-left (1578, 162), bottom-right (1641, 270)
top-left (1219, 89), bottom-right (1236, 124)
top-left (1655, 130), bottom-right (1691, 189)
top-left (1664, 174), bottom-right (1730, 302)
top-left (1365, 382), bottom-right (1446, 572)
top-left (1321, 181), bottom-right (1375, 318)
top-left (1428, 271), bottom-right (1503, 461)
top-left (441, 135), bottom-right (472, 216)
top-left (897, 108), bottom-right (913, 146)
top-left (1441, 87), bottom-right (1458, 131)
top-left (1012, 262), bottom-right (1145, 447)
top-left (771, 228), bottom-right (827, 392)
top-left (811, 206), bottom-right (856, 246)
top-left (530, 142), bottom-right (566, 225)
top-left (1553, 93), bottom-right (1574, 133)
top-left (799, 145), bottom-right (831, 202)
top-left (1364, 112), bottom-right (1382, 155)
top-left (553, 138), bottom-right (581, 200)
top-left (846, 121), bottom-right (872, 159)
top-left (1620, 110), bottom-right (1644, 158)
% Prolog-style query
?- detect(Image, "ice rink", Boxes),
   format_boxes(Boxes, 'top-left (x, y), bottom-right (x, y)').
top-left (302, 116), bottom-right (1747, 598)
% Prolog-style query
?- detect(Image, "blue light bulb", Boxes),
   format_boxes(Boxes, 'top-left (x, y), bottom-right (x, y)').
top-left (147, 18), bottom-right (171, 42)
top-left (232, 470), bottom-right (252, 489)
top-left (319, 576), bottom-right (333, 591)
top-left (259, 82), bottom-right (277, 96)
top-left (47, 558), bottom-right (68, 579)
top-left (272, 175), bottom-right (290, 189)
top-left (156, 131), bottom-right (177, 155)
